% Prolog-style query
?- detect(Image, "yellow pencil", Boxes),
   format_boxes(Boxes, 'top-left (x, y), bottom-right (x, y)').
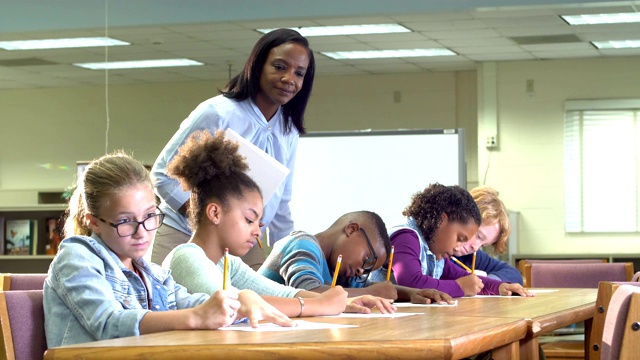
top-left (256, 236), bottom-right (263, 250)
top-left (450, 256), bottom-right (472, 273)
top-left (223, 248), bottom-right (229, 290)
top-left (386, 246), bottom-right (395, 281)
top-left (471, 251), bottom-right (477, 275)
top-left (331, 255), bottom-right (342, 287)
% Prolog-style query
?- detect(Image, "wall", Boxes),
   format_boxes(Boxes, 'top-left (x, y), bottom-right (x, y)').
top-left (9, 56), bottom-right (640, 257)
top-left (485, 56), bottom-right (640, 255)
top-left (0, 81), bottom-right (225, 199)
top-left (0, 71), bottom-right (473, 202)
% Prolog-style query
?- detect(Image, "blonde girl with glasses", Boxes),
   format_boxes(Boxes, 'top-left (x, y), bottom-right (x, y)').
top-left (44, 152), bottom-right (290, 348)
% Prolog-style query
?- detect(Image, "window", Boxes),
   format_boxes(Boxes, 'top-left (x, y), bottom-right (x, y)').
top-left (564, 100), bottom-right (640, 232)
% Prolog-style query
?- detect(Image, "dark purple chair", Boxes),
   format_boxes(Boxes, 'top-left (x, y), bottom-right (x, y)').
top-left (527, 262), bottom-right (633, 288)
top-left (1, 274), bottom-right (47, 291)
top-left (0, 290), bottom-right (46, 360)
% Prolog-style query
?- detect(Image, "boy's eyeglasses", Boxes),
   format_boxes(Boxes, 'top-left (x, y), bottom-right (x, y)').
top-left (355, 228), bottom-right (378, 283)
top-left (96, 208), bottom-right (165, 237)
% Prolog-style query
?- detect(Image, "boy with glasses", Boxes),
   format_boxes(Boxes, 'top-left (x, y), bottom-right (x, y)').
top-left (258, 211), bottom-right (453, 303)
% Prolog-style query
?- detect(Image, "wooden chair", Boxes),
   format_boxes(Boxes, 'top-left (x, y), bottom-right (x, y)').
top-left (0, 290), bottom-right (47, 360)
top-left (600, 285), bottom-right (640, 359)
top-left (0, 274), bottom-right (47, 291)
top-left (589, 281), bottom-right (640, 360)
top-left (523, 262), bottom-right (633, 360)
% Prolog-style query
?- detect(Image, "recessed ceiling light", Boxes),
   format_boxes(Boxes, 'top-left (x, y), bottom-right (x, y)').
top-left (562, 12), bottom-right (640, 25)
top-left (0, 37), bottom-right (129, 50)
top-left (592, 40), bottom-right (640, 49)
top-left (73, 58), bottom-right (204, 70)
top-left (321, 48), bottom-right (456, 60)
top-left (257, 24), bottom-right (411, 37)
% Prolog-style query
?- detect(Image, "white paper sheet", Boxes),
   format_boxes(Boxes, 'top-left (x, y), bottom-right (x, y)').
top-left (218, 320), bottom-right (357, 332)
top-left (393, 300), bottom-right (458, 307)
top-left (321, 312), bottom-right (422, 318)
top-left (224, 128), bottom-right (290, 203)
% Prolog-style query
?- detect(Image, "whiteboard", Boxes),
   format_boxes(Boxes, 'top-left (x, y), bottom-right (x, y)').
top-left (290, 129), bottom-right (466, 234)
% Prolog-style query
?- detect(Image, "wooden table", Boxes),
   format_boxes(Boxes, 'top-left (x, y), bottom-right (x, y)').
top-left (44, 315), bottom-right (526, 360)
top-left (404, 288), bottom-right (597, 360)
top-left (43, 288), bottom-right (596, 360)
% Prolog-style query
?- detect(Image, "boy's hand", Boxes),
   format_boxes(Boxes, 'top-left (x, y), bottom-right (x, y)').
top-left (345, 295), bottom-right (396, 314)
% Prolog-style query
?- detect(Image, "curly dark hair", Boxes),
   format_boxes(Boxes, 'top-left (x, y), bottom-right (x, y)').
top-left (402, 183), bottom-right (481, 244)
top-left (166, 130), bottom-right (261, 229)
top-left (221, 28), bottom-right (315, 135)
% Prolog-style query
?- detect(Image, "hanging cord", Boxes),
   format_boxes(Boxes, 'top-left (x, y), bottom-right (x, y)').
top-left (482, 147), bottom-right (493, 185)
top-left (104, 0), bottom-right (111, 154)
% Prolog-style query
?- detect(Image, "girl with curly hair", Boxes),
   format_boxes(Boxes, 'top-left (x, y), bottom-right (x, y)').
top-left (388, 183), bottom-right (531, 298)
top-left (162, 130), bottom-right (397, 323)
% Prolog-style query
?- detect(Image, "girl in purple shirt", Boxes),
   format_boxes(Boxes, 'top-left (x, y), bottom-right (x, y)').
top-left (389, 183), bottom-right (532, 298)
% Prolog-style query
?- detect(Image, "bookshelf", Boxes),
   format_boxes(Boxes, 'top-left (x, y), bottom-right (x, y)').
top-left (0, 204), bottom-right (66, 273)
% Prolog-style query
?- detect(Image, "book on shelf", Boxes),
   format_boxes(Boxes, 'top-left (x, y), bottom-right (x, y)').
top-left (46, 217), bottom-right (62, 255)
top-left (4, 219), bottom-right (37, 255)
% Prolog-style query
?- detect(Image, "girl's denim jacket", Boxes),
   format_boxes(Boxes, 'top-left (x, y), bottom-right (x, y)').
top-left (44, 233), bottom-right (208, 347)
top-left (388, 217), bottom-right (445, 279)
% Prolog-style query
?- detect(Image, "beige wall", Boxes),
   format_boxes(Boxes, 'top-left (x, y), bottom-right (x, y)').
top-left (2, 56), bottom-right (639, 255)
top-left (484, 56), bottom-right (640, 255)
top-left (0, 71), bottom-right (472, 194)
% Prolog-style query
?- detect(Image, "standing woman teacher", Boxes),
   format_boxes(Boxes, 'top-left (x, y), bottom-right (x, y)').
top-left (150, 28), bottom-right (315, 264)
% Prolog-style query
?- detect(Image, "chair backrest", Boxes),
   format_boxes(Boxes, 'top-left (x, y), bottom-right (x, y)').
top-left (0, 290), bottom-right (47, 360)
top-left (589, 281), bottom-right (640, 360)
top-left (0, 274), bottom-right (47, 291)
top-left (518, 259), bottom-right (608, 286)
top-left (600, 285), bottom-right (640, 360)
top-left (524, 262), bottom-right (633, 288)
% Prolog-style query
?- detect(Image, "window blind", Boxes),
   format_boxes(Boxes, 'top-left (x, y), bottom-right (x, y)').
top-left (564, 100), bottom-right (640, 232)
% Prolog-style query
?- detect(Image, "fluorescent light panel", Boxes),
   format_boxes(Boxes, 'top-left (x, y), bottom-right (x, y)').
top-left (562, 12), bottom-right (640, 25)
top-left (592, 40), bottom-right (640, 49)
top-left (257, 24), bottom-right (411, 37)
top-left (0, 37), bottom-right (129, 50)
top-left (322, 48), bottom-right (456, 60)
top-left (74, 58), bottom-right (203, 70)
